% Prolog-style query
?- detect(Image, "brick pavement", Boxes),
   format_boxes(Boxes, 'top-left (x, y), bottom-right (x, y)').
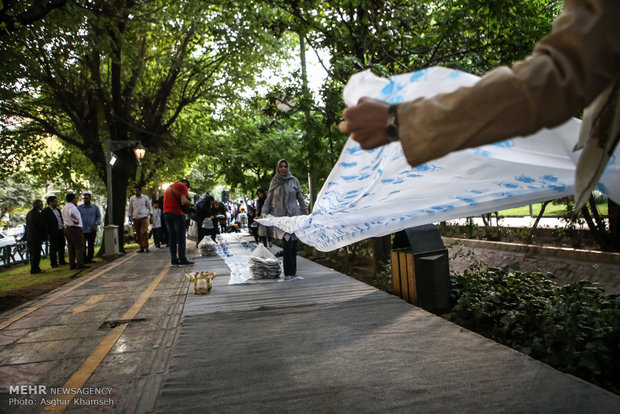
top-left (0, 246), bottom-right (191, 413)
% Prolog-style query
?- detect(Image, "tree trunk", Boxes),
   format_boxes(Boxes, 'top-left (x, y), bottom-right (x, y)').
top-left (103, 149), bottom-right (136, 254)
top-left (372, 235), bottom-right (392, 275)
top-left (581, 200), bottom-right (606, 251)
top-left (528, 200), bottom-right (550, 243)
top-left (299, 31), bottom-right (317, 210)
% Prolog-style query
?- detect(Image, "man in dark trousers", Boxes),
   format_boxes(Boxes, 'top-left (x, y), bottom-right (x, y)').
top-left (62, 193), bottom-right (87, 270)
top-left (25, 199), bottom-right (47, 274)
top-left (78, 193), bottom-right (101, 263)
top-left (42, 195), bottom-right (66, 267)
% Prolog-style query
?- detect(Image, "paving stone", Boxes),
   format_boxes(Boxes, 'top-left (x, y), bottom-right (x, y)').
top-left (16, 323), bottom-right (103, 343)
top-left (0, 328), bottom-right (30, 346)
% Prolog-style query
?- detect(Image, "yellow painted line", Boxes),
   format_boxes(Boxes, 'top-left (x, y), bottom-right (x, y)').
top-left (43, 264), bottom-right (171, 414)
top-left (72, 294), bottom-right (105, 314)
top-left (0, 253), bottom-right (136, 331)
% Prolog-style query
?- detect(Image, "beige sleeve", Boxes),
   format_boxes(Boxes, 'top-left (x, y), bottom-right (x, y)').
top-left (398, 0), bottom-right (620, 167)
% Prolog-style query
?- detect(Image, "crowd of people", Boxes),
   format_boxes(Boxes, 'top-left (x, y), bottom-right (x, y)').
top-left (19, 160), bottom-right (309, 277)
top-left (186, 160), bottom-right (308, 277)
top-left (24, 193), bottom-right (100, 274)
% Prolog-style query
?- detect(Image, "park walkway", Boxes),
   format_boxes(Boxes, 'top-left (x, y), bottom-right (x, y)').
top-left (0, 237), bottom-right (619, 413)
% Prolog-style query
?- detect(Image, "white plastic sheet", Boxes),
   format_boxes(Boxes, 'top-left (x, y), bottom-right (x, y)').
top-left (258, 67), bottom-right (620, 252)
top-left (216, 233), bottom-right (294, 284)
top-left (197, 236), bottom-right (218, 256)
top-left (215, 233), bottom-right (256, 285)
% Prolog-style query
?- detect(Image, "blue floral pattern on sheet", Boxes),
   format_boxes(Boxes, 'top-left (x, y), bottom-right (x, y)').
top-left (258, 67), bottom-right (620, 252)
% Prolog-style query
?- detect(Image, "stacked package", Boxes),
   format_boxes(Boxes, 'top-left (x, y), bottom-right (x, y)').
top-left (198, 236), bottom-right (218, 256)
top-left (248, 244), bottom-right (282, 279)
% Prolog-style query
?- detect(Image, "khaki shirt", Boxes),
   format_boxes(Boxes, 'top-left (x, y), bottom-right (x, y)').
top-left (398, 0), bottom-right (620, 167)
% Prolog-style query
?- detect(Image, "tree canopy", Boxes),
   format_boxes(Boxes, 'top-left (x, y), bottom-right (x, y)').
top-left (1, 0), bottom-right (293, 234)
top-left (2, 0), bottom-right (571, 239)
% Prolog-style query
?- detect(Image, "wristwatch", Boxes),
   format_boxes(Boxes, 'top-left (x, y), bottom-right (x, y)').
top-left (385, 104), bottom-right (399, 142)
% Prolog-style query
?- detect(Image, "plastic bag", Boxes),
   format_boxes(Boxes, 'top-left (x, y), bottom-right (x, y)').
top-left (188, 219), bottom-right (199, 241)
top-left (202, 218), bottom-right (214, 229)
top-left (248, 244), bottom-right (282, 279)
top-left (197, 236), bottom-right (217, 256)
top-left (186, 271), bottom-right (216, 295)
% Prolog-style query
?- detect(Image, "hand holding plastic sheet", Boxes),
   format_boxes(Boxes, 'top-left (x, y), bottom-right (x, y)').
top-left (258, 67), bottom-right (620, 252)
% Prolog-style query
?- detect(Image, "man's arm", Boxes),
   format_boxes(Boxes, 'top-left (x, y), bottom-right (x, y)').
top-left (70, 207), bottom-right (81, 224)
top-left (340, 0), bottom-right (620, 167)
top-left (127, 197), bottom-right (134, 219)
top-left (94, 206), bottom-right (101, 231)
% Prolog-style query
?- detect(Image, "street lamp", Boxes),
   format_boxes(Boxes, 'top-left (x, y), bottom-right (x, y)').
top-left (134, 143), bottom-right (146, 164)
top-left (105, 139), bottom-right (147, 226)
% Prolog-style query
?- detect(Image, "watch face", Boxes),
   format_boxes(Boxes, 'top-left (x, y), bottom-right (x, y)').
top-left (385, 124), bottom-right (399, 141)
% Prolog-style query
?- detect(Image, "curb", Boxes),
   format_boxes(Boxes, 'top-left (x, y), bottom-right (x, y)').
top-left (442, 237), bottom-right (620, 266)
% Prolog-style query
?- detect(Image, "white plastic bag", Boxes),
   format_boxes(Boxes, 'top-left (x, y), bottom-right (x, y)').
top-left (197, 236), bottom-right (217, 256)
top-left (202, 218), bottom-right (214, 229)
top-left (248, 244), bottom-right (282, 279)
top-left (188, 219), bottom-right (199, 241)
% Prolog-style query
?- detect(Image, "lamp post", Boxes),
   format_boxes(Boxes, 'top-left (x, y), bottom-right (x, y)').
top-left (105, 139), bottom-right (147, 226)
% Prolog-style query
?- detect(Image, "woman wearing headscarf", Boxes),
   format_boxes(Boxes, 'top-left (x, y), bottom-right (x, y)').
top-left (261, 159), bottom-right (308, 278)
top-left (255, 187), bottom-right (272, 247)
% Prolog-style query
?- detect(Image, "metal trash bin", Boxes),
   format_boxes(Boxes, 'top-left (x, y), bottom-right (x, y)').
top-left (391, 224), bottom-right (451, 313)
top-left (103, 224), bottom-right (119, 257)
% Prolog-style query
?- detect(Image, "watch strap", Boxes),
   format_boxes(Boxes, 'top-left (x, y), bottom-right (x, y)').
top-left (385, 104), bottom-right (399, 142)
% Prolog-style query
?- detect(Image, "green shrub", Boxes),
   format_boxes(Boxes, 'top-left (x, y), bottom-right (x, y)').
top-left (447, 267), bottom-right (620, 394)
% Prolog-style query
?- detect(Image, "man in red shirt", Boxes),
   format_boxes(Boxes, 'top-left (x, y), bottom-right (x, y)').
top-left (163, 179), bottom-right (194, 266)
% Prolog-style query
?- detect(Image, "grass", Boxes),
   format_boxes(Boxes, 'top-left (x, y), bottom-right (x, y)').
top-left (499, 202), bottom-right (608, 217)
top-left (0, 254), bottom-right (113, 292)
top-left (0, 244), bottom-right (140, 310)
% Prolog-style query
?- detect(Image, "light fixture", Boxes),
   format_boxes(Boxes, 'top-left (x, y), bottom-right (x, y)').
top-left (109, 154), bottom-right (117, 166)
top-left (134, 143), bottom-right (146, 163)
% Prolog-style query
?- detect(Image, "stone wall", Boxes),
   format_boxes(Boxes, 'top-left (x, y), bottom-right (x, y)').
top-left (443, 237), bottom-right (620, 295)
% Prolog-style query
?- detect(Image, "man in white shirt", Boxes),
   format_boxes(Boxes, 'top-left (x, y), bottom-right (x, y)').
top-left (62, 193), bottom-right (87, 270)
top-left (42, 195), bottom-right (67, 267)
top-left (128, 185), bottom-right (152, 253)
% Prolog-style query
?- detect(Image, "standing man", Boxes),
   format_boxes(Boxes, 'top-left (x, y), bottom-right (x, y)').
top-left (78, 193), bottom-right (101, 263)
top-left (25, 199), bottom-right (47, 274)
top-left (42, 195), bottom-right (66, 267)
top-left (62, 193), bottom-right (87, 270)
top-left (255, 188), bottom-right (272, 247)
top-left (194, 193), bottom-right (211, 246)
top-left (163, 179), bottom-right (194, 266)
top-left (151, 200), bottom-right (163, 248)
top-left (128, 185), bottom-right (152, 253)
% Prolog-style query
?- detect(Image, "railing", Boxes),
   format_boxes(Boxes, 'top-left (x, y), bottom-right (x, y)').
top-left (0, 241), bottom-right (49, 268)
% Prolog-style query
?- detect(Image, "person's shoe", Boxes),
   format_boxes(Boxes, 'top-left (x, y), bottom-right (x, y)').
top-left (179, 259), bottom-right (194, 266)
top-left (77, 265), bottom-right (90, 269)
top-left (268, 242), bottom-right (273, 247)
top-left (145, 248), bottom-right (150, 253)
top-left (51, 264), bottom-right (59, 268)
top-left (275, 251), bottom-right (283, 257)
top-left (30, 269), bottom-right (45, 274)
top-left (59, 261), bottom-right (68, 265)
top-left (171, 259), bottom-right (179, 267)
top-left (137, 249), bottom-right (145, 253)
